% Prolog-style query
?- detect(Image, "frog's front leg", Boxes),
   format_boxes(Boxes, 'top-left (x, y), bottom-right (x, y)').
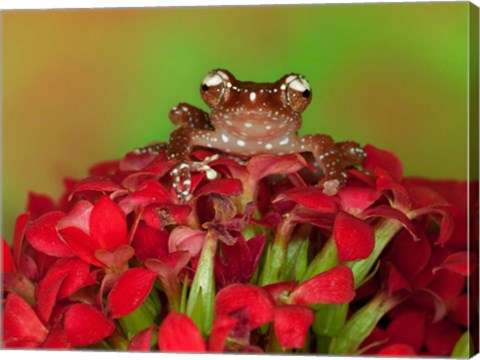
top-left (297, 134), bottom-right (348, 196)
top-left (167, 127), bottom-right (222, 201)
top-left (169, 103), bottom-right (213, 131)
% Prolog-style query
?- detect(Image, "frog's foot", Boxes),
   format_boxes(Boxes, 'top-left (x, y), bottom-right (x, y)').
top-left (336, 141), bottom-right (366, 167)
top-left (133, 142), bottom-right (167, 155)
top-left (320, 171), bottom-right (347, 196)
top-left (322, 179), bottom-right (341, 196)
top-left (171, 154), bottom-right (220, 202)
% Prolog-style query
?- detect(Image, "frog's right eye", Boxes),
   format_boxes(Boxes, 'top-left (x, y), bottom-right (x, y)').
top-left (200, 70), bottom-right (230, 107)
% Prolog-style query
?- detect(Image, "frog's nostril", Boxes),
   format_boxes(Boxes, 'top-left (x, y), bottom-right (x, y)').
top-left (302, 89), bottom-right (311, 98)
top-left (202, 84), bottom-right (209, 92)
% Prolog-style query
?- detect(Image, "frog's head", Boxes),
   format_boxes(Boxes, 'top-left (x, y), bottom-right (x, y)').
top-left (199, 69), bottom-right (312, 130)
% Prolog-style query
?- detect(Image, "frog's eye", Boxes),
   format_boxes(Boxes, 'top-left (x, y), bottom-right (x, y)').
top-left (200, 70), bottom-right (230, 107)
top-left (284, 74), bottom-right (312, 112)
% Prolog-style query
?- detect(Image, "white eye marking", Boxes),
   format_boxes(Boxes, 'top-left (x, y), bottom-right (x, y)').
top-left (265, 143), bottom-right (273, 150)
top-left (279, 137), bottom-right (289, 145)
top-left (221, 134), bottom-right (229, 143)
top-left (288, 77), bottom-right (310, 93)
top-left (237, 139), bottom-right (246, 147)
top-left (203, 73), bottom-right (224, 87)
top-left (285, 75), bottom-right (298, 83)
top-left (244, 122), bottom-right (253, 128)
top-left (249, 92), bottom-right (256, 102)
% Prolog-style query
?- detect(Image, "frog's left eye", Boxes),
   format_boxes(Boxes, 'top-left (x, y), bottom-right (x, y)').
top-left (284, 74), bottom-right (312, 112)
top-left (200, 70), bottom-right (230, 108)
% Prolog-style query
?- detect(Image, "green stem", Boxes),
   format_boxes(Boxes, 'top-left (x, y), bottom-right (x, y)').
top-left (348, 219), bottom-right (403, 288)
top-left (329, 292), bottom-right (404, 355)
top-left (302, 238), bottom-right (339, 282)
top-left (107, 329), bottom-right (129, 350)
top-left (258, 214), bottom-right (294, 286)
top-left (117, 294), bottom-right (159, 340)
top-left (186, 230), bottom-right (218, 336)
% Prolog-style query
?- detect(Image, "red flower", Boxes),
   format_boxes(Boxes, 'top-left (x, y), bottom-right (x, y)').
top-left (2, 142), bottom-right (474, 355)
top-left (57, 195), bottom-right (130, 267)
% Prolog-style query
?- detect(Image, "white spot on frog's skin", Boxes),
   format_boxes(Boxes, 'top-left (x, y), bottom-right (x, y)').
top-left (221, 134), bottom-right (229, 143)
top-left (237, 139), bottom-right (246, 147)
top-left (249, 92), bottom-right (256, 102)
top-left (279, 137), bottom-right (289, 145)
top-left (265, 125), bottom-right (272, 130)
top-left (265, 143), bottom-right (273, 150)
top-left (280, 84), bottom-right (287, 91)
top-left (182, 106), bottom-right (189, 112)
top-left (244, 122), bottom-right (253, 128)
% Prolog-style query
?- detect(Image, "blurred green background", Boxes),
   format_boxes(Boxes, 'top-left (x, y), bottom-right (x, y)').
top-left (2, 3), bottom-right (473, 241)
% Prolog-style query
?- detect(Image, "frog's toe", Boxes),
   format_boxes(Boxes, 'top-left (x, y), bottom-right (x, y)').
top-left (322, 179), bottom-right (340, 196)
top-left (171, 155), bottom-right (220, 202)
top-left (171, 162), bottom-right (193, 201)
top-left (134, 142), bottom-right (167, 155)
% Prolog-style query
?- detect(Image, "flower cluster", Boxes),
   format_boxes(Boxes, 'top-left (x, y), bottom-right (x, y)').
top-left (2, 144), bottom-right (477, 355)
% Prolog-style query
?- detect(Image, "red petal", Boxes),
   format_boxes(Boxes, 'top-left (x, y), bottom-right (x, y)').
top-left (27, 192), bottom-right (56, 219)
top-left (118, 180), bottom-right (176, 214)
top-left (386, 310), bottom-right (426, 352)
top-left (25, 211), bottom-right (74, 257)
top-left (119, 150), bottom-right (158, 171)
top-left (69, 177), bottom-right (122, 199)
top-left (428, 268), bottom-right (465, 304)
top-left (208, 315), bottom-right (238, 352)
top-left (361, 205), bottom-right (418, 240)
top-left (273, 305), bottom-right (314, 349)
top-left (42, 328), bottom-right (72, 349)
top-left (263, 281), bottom-right (298, 304)
top-left (278, 187), bottom-right (340, 213)
top-left (377, 344), bottom-right (416, 356)
top-left (194, 178), bottom-right (243, 197)
top-left (386, 263), bottom-right (411, 294)
top-left (95, 245), bottom-right (135, 271)
top-left (90, 195), bottom-right (128, 249)
top-left (168, 226), bottom-right (206, 257)
top-left (143, 203), bottom-right (191, 229)
top-left (2, 238), bottom-right (15, 272)
top-left (338, 187), bottom-right (381, 215)
top-left (13, 213), bottom-right (29, 270)
top-left (57, 200), bottom-right (92, 234)
top-left (385, 230), bottom-right (431, 279)
top-left (58, 226), bottom-right (103, 267)
top-left (64, 303), bottom-right (115, 346)
top-left (363, 144), bottom-right (403, 182)
top-left (405, 184), bottom-right (450, 209)
top-left (333, 212), bottom-right (374, 262)
top-left (36, 273), bottom-right (66, 324)
top-left (434, 251), bottom-right (475, 276)
top-left (290, 265), bottom-right (355, 305)
top-left (88, 159), bottom-right (120, 176)
top-left (132, 222), bottom-right (169, 263)
top-left (247, 153), bottom-right (307, 181)
top-left (424, 320), bottom-right (462, 355)
top-left (215, 284), bottom-right (275, 329)
top-left (128, 326), bottom-right (155, 351)
top-left (448, 294), bottom-right (469, 326)
top-left (107, 268), bottom-right (157, 318)
top-left (3, 293), bottom-right (48, 347)
top-left (158, 312), bottom-right (206, 352)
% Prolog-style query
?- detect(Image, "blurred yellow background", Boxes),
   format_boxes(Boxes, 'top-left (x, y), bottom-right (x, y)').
top-left (2, 3), bottom-right (473, 241)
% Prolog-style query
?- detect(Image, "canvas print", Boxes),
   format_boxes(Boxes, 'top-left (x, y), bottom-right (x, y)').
top-left (2, 2), bottom-right (479, 356)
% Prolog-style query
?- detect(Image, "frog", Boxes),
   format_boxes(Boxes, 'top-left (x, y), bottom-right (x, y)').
top-left (138, 69), bottom-right (365, 199)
